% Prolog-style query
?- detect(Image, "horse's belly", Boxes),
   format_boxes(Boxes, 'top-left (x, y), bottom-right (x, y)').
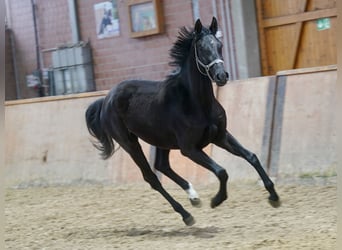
top-left (139, 133), bottom-right (179, 149)
top-left (140, 135), bottom-right (179, 149)
top-left (127, 123), bottom-right (179, 149)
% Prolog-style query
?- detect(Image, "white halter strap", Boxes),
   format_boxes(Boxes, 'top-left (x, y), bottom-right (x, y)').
top-left (194, 43), bottom-right (224, 82)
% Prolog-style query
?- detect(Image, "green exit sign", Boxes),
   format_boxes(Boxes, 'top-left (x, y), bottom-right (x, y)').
top-left (316, 18), bottom-right (331, 31)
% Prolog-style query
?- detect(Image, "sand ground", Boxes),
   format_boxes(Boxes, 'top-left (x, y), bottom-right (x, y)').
top-left (5, 179), bottom-right (336, 249)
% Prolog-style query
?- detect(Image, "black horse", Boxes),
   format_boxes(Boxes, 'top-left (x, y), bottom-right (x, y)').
top-left (86, 17), bottom-right (280, 226)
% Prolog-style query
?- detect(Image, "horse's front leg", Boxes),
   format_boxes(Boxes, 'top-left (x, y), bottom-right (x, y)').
top-left (213, 130), bottom-right (281, 207)
top-left (154, 148), bottom-right (202, 207)
top-left (121, 141), bottom-right (195, 226)
top-left (180, 148), bottom-right (228, 208)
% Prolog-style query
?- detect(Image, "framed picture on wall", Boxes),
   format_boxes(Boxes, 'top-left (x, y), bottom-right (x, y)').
top-left (127, 0), bottom-right (164, 38)
top-left (94, 1), bottom-right (120, 39)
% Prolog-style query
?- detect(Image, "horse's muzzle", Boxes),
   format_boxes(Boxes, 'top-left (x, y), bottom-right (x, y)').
top-left (215, 71), bottom-right (229, 86)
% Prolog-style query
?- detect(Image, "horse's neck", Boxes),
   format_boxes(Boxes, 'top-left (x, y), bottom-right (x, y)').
top-left (186, 63), bottom-right (216, 115)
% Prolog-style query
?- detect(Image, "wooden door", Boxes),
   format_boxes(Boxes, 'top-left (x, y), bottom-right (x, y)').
top-left (255, 0), bottom-right (337, 75)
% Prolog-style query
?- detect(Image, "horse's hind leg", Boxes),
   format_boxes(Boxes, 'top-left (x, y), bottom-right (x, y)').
top-left (117, 137), bottom-right (195, 226)
top-left (154, 148), bottom-right (201, 207)
top-left (214, 130), bottom-right (280, 207)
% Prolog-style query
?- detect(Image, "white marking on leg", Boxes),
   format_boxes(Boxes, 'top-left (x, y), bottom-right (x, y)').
top-left (186, 183), bottom-right (199, 200)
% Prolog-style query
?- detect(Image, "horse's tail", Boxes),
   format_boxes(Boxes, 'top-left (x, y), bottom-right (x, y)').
top-left (85, 98), bottom-right (115, 159)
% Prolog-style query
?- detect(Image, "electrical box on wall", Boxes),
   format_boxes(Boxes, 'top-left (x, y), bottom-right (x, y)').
top-left (51, 42), bottom-right (95, 95)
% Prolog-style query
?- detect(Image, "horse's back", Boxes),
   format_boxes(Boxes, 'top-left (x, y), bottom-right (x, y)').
top-left (104, 80), bottom-right (159, 114)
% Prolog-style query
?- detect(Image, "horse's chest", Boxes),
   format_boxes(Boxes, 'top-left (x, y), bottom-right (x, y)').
top-left (200, 123), bottom-right (218, 146)
top-left (184, 119), bottom-right (218, 148)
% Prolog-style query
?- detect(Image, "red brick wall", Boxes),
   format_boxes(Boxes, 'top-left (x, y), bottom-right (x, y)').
top-left (36, 0), bottom-right (72, 67)
top-left (5, 0), bottom-right (73, 99)
top-left (6, 0), bottom-right (220, 98)
top-left (78, 0), bottom-right (194, 90)
top-left (6, 0), bottom-right (37, 99)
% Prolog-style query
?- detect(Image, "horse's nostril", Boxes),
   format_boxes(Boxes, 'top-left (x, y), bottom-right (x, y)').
top-left (225, 72), bottom-right (229, 79)
top-left (216, 73), bottom-right (222, 81)
top-left (216, 72), bottom-right (228, 82)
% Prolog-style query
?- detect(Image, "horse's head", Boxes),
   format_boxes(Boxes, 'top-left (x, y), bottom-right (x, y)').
top-left (193, 17), bottom-right (229, 86)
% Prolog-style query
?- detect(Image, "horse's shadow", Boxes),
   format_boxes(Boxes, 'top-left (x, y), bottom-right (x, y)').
top-left (65, 225), bottom-right (223, 240)
top-left (125, 225), bottom-right (223, 239)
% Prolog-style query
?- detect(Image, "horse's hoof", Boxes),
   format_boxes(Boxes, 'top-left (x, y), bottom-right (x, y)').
top-left (190, 198), bottom-right (202, 208)
top-left (210, 195), bottom-right (227, 208)
top-left (268, 197), bottom-right (281, 208)
top-left (183, 215), bottom-right (196, 226)
top-left (211, 199), bottom-right (220, 208)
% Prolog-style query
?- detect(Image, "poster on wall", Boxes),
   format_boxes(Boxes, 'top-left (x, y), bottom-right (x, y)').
top-left (94, 1), bottom-right (120, 39)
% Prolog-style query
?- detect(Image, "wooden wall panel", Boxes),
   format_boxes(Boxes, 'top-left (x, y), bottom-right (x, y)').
top-left (295, 18), bottom-right (337, 68)
top-left (256, 0), bottom-right (336, 75)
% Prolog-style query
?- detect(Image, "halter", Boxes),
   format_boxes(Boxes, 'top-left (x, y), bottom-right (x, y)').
top-left (194, 40), bottom-right (224, 82)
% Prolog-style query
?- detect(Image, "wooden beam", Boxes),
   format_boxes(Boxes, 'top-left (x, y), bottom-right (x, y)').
top-left (276, 65), bottom-right (337, 76)
top-left (262, 8), bottom-right (337, 28)
top-left (291, 0), bottom-right (309, 69)
top-left (255, 0), bottom-right (269, 75)
top-left (5, 90), bottom-right (109, 106)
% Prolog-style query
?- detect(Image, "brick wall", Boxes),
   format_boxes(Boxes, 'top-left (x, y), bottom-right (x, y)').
top-left (78, 0), bottom-right (194, 90)
top-left (6, 0), bottom-right (221, 98)
top-left (36, 0), bottom-right (72, 67)
top-left (6, 0), bottom-right (38, 99)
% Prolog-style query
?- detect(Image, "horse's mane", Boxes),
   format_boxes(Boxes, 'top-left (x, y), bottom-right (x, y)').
top-left (168, 26), bottom-right (195, 68)
top-left (159, 24), bottom-right (213, 101)
top-left (166, 25), bottom-right (211, 81)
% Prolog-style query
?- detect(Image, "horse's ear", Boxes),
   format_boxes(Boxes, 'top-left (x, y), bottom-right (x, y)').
top-left (209, 17), bottom-right (218, 35)
top-left (194, 19), bottom-right (202, 34)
